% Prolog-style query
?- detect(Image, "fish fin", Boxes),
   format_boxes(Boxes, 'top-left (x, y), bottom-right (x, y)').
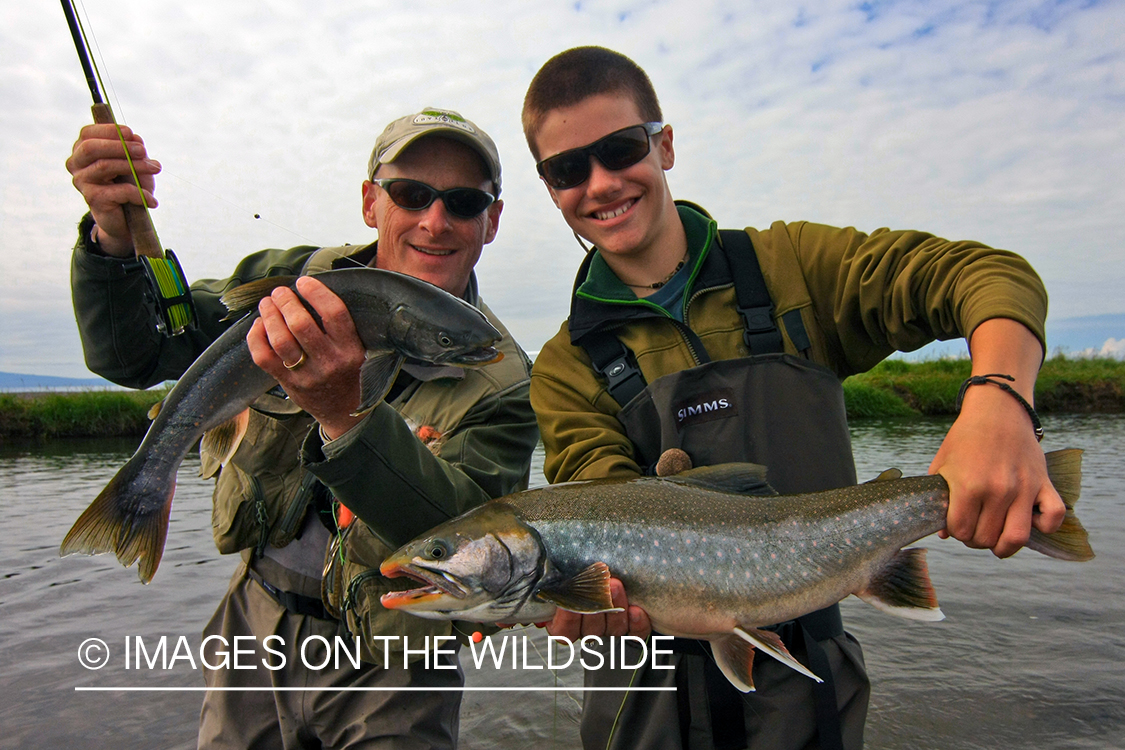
top-left (856, 547), bottom-right (945, 621)
top-left (1026, 449), bottom-right (1094, 562)
top-left (352, 352), bottom-right (406, 416)
top-left (59, 454), bottom-right (172, 584)
top-left (734, 626), bottom-right (822, 683)
top-left (866, 468), bottom-right (903, 482)
top-left (147, 398), bottom-right (164, 421)
top-left (536, 562), bottom-right (624, 614)
top-left (711, 633), bottom-right (757, 692)
top-left (663, 463), bottom-right (777, 497)
top-left (199, 409), bottom-right (250, 479)
top-left (219, 276), bottom-right (298, 319)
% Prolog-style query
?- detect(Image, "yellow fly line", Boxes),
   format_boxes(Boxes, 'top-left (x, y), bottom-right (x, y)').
top-left (63, 0), bottom-right (196, 335)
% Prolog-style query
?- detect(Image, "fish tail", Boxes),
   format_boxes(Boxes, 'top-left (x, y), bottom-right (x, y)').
top-left (1026, 448), bottom-right (1094, 561)
top-left (59, 454), bottom-right (173, 583)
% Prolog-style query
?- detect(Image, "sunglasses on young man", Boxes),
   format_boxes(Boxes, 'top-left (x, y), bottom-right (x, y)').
top-left (371, 179), bottom-right (496, 219)
top-left (536, 122), bottom-right (665, 190)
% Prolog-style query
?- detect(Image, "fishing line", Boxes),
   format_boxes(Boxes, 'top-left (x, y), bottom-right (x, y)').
top-left (73, 1), bottom-right (317, 248)
top-left (160, 172), bottom-right (319, 245)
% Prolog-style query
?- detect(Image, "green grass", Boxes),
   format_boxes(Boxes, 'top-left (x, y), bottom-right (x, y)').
top-left (843, 355), bottom-right (1125, 418)
top-left (0, 388), bottom-right (167, 439)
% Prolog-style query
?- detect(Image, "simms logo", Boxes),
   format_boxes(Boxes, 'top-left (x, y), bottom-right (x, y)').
top-left (674, 389), bottom-right (737, 430)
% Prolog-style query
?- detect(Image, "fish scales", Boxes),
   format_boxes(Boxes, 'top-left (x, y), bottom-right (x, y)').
top-left (380, 452), bottom-right (1091, 692)
top-left (505, 475), bottom-right (951, 629)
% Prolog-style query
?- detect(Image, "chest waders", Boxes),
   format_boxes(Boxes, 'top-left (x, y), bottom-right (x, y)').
top-left (580, 231), bottom-right (854, 750)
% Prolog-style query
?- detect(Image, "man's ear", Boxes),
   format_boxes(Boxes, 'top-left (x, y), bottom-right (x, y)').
top-left (658, 125), bottom-right (675, 171)
top-left (361, 180), bottom-right (379, 228)
top-left (483, 199), bottom-right (503, 245)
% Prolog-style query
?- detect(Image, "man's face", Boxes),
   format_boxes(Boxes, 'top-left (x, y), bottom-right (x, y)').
top-left (533, 92), bottom-right (675, 261)
top-left (362, 137), bottom-right (502, 296)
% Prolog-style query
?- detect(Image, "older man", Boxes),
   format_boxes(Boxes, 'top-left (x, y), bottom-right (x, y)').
top-left (66, 108), bottom-right (538, 749)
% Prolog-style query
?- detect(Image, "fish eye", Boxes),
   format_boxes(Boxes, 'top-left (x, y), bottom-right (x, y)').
top-left (426, 540), bottom-right (451, 559)
top-left (437, 332), bottom-right (454, 348)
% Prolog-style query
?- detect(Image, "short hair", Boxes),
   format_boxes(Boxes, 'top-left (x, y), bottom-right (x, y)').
top-left (522, 46), bottom-right (663, 160)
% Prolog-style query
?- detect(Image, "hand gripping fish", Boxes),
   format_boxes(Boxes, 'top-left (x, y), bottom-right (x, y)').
top-left (60, 268), bottom-right (504, 583)
top-left (379, 450), bottom-right (1093, 692)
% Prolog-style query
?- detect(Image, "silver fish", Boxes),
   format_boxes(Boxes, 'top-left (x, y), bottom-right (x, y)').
top-left (60, 268), bottom-right (503, 583)
top-left (379, 450), bottom-right (1092, 691)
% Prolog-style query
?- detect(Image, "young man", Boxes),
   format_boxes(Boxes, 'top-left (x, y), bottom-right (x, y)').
top-left (66, 108), bottom-right (538, 748)
top-left (522, 47), bottom-right (1062, 750)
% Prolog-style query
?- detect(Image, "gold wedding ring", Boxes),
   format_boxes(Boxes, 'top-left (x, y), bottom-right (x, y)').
top-left (282, 351), bottom-right (307, 371)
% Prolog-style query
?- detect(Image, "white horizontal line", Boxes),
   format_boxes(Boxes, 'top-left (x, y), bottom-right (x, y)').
top-left (75, 686), bottom-right (676, 692)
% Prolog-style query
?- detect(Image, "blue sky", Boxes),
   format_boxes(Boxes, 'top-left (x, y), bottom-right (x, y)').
top-left (1, 0), bottom-right (1122, 377)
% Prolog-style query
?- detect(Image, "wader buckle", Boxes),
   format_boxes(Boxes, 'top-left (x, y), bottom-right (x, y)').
top-left (737, 303), bottom-right (783, 354)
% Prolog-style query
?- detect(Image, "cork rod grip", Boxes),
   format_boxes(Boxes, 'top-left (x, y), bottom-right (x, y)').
top-left (91, 102), bottom-right (164, 259)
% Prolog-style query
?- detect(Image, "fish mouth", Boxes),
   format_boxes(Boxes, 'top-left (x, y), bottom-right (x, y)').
top-left (445, 346), bottom-right (503, 367)
top-left (380, 561), bottom-right (468, 600)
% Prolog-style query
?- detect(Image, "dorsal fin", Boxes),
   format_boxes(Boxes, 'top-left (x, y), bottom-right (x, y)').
top-left (866, 468), bottom-right (903, 483)
top-left (219, 276), bottom-right (298, 318)
top-left (660, 463), bottom-right (777, 497)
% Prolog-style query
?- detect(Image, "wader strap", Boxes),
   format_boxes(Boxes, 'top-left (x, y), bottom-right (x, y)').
top-left (581, 228), bottom-right (805, 408)
top-left (582, 330), bottom-right (648, 407)
top-left (245, 565), bottom-right (331, 620)
top-left (719, 230), bottom-right (812, 355)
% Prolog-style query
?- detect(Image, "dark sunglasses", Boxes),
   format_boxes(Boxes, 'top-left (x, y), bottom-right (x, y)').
top-left (536, 122), bottom-right (665, 190)
top-left (371, 178), bottom-right (496, 219)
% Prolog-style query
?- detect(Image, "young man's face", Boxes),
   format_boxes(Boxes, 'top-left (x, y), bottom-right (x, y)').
top-left (533, 92), bottom-right (675, 261)
top-left (362, 136), bottom-right (502, 296)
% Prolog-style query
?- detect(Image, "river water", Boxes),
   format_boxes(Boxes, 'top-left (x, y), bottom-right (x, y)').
top-left (1, 414), bottom-right (1122, 749)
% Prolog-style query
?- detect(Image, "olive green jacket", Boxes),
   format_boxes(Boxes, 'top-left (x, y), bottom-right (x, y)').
top-left (71, 214), bottom-right (538, 661)
top-left (531, 203), bottom-right (1048, 485)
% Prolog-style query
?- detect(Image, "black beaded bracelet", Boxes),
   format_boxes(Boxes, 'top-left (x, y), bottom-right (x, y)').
top-left (955, 373), bottom-right (1044, 442)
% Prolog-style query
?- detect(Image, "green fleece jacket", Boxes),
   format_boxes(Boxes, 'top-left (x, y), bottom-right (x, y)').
top-left (531, 203), bottom-right (1048, 486)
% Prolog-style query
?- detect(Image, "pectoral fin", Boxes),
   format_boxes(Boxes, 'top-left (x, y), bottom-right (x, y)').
top-left (536, 562), bottom-right (623, 614)
top-left (734, 626), bottom-right (823, 683)
top-left (856, 547), bottom-right (944, 621)
top-left (353, 352), bottom-right (405, 415)
top-left (199, 409), bottom-right (250, 479)
top-left (711, 633), bottom-right (758, 692)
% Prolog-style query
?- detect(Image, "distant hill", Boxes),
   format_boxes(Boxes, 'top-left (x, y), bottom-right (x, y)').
top-left (0, 371), bottom-right (119, 391)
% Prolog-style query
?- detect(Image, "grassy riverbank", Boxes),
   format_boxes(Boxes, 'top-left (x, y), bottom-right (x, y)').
top-left (0, 388), bottom-right (167, 439)
top-left (843, 355), bottom-right (1125, 418)
top-left (1, 356), bottom-right (1122, 438)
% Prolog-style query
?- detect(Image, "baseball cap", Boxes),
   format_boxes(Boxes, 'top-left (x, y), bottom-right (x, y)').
top-left (368, 108), bottom-right (502, 196)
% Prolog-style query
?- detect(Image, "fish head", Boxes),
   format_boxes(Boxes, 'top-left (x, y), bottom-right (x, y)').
top-left (387, 299), bottom-right (503, 368)
top-left (379, 503), bottom-right (545, 621)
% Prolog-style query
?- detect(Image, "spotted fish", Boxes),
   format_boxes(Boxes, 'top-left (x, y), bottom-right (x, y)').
top-left (379, 451), bottom-right (1092, 692)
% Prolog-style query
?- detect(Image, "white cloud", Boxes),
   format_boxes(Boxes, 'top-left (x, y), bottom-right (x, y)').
top-left (1099, 338), bottom-right (1125, 358)
top-left (2, 0), bottom-right (1123, 376)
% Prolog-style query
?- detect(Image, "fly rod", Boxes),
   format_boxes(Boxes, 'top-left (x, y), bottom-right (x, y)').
top-left (61, 0), bottom-right (196, 335)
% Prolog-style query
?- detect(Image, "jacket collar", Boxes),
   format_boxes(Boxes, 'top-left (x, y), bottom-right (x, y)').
top-left (567, 202), bottom-right (731, 345)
